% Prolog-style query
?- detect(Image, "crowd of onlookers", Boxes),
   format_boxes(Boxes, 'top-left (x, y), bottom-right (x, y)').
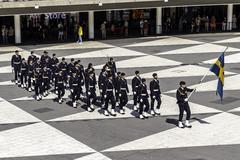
top-left (164, 14), bottom-right (240, 34)
top-left (0, 25), bottom-right (14, 44)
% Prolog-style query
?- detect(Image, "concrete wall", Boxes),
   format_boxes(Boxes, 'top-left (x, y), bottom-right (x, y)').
top-left (0, 0), bottom-right (239, 15)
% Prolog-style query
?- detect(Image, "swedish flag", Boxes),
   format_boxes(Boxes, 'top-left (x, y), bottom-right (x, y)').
top-left (210, 53), bottom-right (224, 101)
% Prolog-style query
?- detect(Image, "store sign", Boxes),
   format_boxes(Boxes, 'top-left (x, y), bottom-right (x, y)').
top-left (45, 13), bottom-right (66, 20)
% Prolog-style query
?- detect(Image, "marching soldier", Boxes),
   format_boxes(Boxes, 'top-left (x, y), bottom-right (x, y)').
top-left (11, 50), bottom-right (22, 85)
top-left (85, 63), bottom-right (96, 80)
top-left (56, 71), bottom-right (65, 104)
top-left (20, 58), bottom-right (28, 88)
top-left (67, 58), bottom-right (75, 77)
top-left (176, 81), bottom-right (194, 128)
top-left (40, 51), bottom-right (50, 66)
top-left (27, 60), bottom-right (35, 92)
top-left (103, 74), bottom-right (116, 116)
top-left (50, 54), bottom-right (59, 68)
top-left (85, 71), bottom-right (97, 112)
top-left (27, 51), bottom-right (37, 65)
top-left (132, 71), bottom-right (142, 111)
top-left (107, 57), bottom-right (117, 76)
top-left (98, 69), bottom-right (107, 108)
top-left (150, 73), bottom-right (162, 116)
top-left (34, 68), bottom-right (43, 101)
top-left (74, 61), bottom-right (85, 99)
top-left (69, 72), bottom-right (80, 108)
top-left (139, 78), bottom-right (150, 119)
top-left (50, 54), bottom-right (59, 93)
top-left (42, 66), bottom-right (51, 97)
top-left (33, 59), bottom-right (42, 73)
top-left (58, 57), bottom-right (68, 84)
top-left (119, 72), bottom-right (129, 114)
top-left (114, 72), bottom-right (121, 107)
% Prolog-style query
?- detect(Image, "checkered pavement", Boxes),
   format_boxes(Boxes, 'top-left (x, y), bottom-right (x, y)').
top-left (0, 33), bottom-right (240, 159)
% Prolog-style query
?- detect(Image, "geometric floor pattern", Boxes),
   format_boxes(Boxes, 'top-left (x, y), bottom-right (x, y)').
top-left (0, 33), bottom-right (240, 159)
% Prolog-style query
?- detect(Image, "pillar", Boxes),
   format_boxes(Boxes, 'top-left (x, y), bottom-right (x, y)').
top-left (156, 7), bottom-right (162, 34)
top-left (227, 4), bottom-right (233, 31)
top-left (88, 11), bottom-right (94, 40)
top-left (14, 15), bottom-right (21, 44)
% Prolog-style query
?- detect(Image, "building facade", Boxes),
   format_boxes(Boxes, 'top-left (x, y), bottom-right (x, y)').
top-left (0, 0), bottom-right (239, 44)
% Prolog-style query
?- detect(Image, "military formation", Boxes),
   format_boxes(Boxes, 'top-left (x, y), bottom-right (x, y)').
top-left (11, 50), bottom-right (194, 128)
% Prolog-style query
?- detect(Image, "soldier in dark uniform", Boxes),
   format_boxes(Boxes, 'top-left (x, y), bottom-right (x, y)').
top-left (34, 68), bottom-right (43, 101)
top-left (132, 71), bottom-right (142, 111)
top-left (107, 57), bottom-right (117, 76)
top-left (176, 81), bottom-right (194, 128)
top-left (150, 73), bottom-right (162, 116)
top-left (119, 72), bottom-right (129, 114)
top-left (42, 66), bottom-right (51, 97)
top-left (74, 61), bottom-right (85, 99)
top-left (11, 50), bottom-right (22, 84)
top-left (85, 63), bottom-right (95, 80)
top-left (67, 58), bottom-right (75, 77)
top-left (139, 78), bottom-right (150, 119)
top-left (69, 72), bottom-right (80, 108)
top-left (85, 71), bottom-right (97, 112)
top-left (27, 51), bottom-right (37, 65)
top-left (33, 59), bottom-right (42, 73)
top-left (50, 54), bottom-right (59, 69)
top-left (58, 57), bottom-right (68, 85)
top-left (103, 74), bottom-right (116, 116)
top-left (20, 58), bottom-right (28, 88)
top-left (27, 60), bottom-right (35, 92)
top-left (98, 69), bottom-right (107, 108)
top-left (50, 54), bottom-right (59, 93)
top-left (114, 72), bottom-right (121, 107)
top-left (40, 51), bottom-right (50, 66)
top-left (56, 71), bottom-right (65, 104)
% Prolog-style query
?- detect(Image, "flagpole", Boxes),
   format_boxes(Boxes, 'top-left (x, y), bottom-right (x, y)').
top-left (187, 46), bottom-right (228, 100)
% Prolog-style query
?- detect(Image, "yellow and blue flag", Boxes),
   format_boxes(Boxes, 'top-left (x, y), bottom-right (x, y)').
top-left (210, 53), bottom-right (224, 101)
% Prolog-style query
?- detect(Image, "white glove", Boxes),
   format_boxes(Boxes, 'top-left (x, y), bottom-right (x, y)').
top-left (70, 89), bottom-right (73, 93)
top-left (104, 95), bottom-right (107, 98)
top-left (184, 98), bottom-right (188, 102)
top-left (119, 93), bottom-right (122, 97)
top-left (133, 91), bottom-right (136, 95)
top-left (140, 99), bottom-right (143, 103)
top-left (88, 92), bottom-right (91, 95)
top-left (99, 89), bottom-right (102, 93)
top-left (153, 96), bottom-right (156, 99)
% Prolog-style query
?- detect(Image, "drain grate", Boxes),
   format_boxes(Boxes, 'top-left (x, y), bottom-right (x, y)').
top-left (33, 108), bottom-right (54, 113)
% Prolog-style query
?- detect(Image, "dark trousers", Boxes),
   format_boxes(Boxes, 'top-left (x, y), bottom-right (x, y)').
top-left (20, 72), bottom-right (27, 85)
top-left (100, 89), bottom-right (104, 105)
top-left (178, 102), bottom-right (191, 121)
top-left (104, 92), bottom-right (116, 110)
top-left (115, 90), bottom-right (120, 103)
top-left (35, 82), bottom-right (42, 96)
top-left (119, 91), bottom-right (128, 109)
top-left (150, 95), bottom-right (162, 110)
top-left (139, 97), bottom-right (149, 115)
top-left (72, 88), bottom-right (80, 102)
top-left (57, 84), bottom-right (65, 99)
top-left (133, 92), bottom-right (139, 106)
top-left (87, 90), bottom-right (97, 107)
top-left (42, 78), bottom-right (50, 92)
top-left (14, 66), bottom-right (21, 81)
top-left (28, 74), bottom-right (33, 88)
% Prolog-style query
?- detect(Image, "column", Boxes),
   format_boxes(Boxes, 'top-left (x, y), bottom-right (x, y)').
top-left (156, 7), bottom-right (162, 34)
top-left (88, 11), bottom-right (94, 40)
top-left (227, 4), bottom-right (233, 31)
top-left (14, 15), bottom-right (21, 44)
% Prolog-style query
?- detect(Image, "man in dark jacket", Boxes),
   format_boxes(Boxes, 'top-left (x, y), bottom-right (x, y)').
top-left (150, 73), bottom-right (162, 116)
top-left (176, 81), bottom-right (194, 128)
